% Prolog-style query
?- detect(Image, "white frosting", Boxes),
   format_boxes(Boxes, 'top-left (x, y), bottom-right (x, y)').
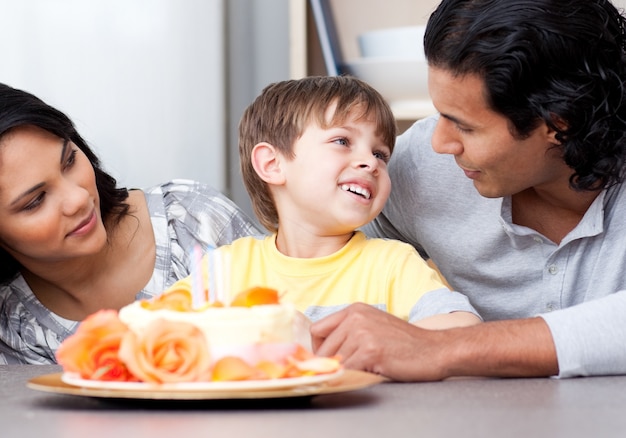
top-left (118, 301), bottom-right (298, 347)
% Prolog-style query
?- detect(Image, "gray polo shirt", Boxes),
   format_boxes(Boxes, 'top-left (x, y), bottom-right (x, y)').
top-left (363, 115), bottom-right (626, 378)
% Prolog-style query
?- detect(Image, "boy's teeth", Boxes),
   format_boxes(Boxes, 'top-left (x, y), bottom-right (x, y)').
top-left (341, 184), bottom-right (371, 199)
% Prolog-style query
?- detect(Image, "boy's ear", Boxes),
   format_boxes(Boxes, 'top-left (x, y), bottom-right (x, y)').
top-left (251, 142), bottom-right (286, 185)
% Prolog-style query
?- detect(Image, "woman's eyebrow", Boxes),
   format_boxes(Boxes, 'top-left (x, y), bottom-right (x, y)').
top-left (9, 138), bottom-right (69, 207)
top-left (60, 139), bottom-right (70, 164)
top-left (10, 182), bottom-right (45, 207)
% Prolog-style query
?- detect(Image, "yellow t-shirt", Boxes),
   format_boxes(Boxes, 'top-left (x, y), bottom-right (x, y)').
top-left (204, 231), bottom-right (447, 322)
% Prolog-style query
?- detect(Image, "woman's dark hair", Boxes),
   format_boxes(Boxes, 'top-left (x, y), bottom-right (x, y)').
top-left (0, 83), bottom-right (130, 282)
top-left (425, 0), bottom-right (626, 191)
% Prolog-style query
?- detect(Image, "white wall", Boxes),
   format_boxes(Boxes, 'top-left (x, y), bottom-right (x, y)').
top-left (3, 0), bottom-right (623, 206)
top-left (226, 0), bottom-right (290, 218)
top-left (0, 0), bottom-right (227, 191)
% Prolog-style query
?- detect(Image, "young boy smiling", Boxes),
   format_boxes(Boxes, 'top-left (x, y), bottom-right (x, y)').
top-left (210, 76), bottom-right (480, 328)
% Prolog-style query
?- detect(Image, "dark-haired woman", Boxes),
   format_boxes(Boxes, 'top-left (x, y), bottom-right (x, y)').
top-left (0, 83), bottom-right (261, 364)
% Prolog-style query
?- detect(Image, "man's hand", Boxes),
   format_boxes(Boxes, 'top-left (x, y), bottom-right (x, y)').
top-left (310, 303), bottom-right (451, 381)
top-left (310, 302), bottom-right (559, 381)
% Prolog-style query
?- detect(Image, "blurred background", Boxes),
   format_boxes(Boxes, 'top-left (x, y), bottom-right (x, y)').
top-left (2, 0), bottom-right (624, 218)
top-left (0, 0), bottom-right (289, 219)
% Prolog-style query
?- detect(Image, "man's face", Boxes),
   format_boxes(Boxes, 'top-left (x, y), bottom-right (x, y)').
top-left (427, 66), bottom-right (571, 199)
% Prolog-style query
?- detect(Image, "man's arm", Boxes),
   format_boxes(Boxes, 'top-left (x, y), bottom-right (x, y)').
top-left (310, 303), bottom-right (558, 381)
top-left (540, 291), bottom-right (626, 378)
top-left (413, 311), bottom-right (482, 330)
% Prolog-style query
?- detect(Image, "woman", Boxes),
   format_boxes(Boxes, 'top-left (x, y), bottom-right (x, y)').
top-left (0, 83), bottom-right (262, 364)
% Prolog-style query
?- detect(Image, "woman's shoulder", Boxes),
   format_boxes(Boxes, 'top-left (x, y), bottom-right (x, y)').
top-left (142, 179), bottom-right (261, 251)
top-left (1, 274), bottom-right (34, 306)
top-left (0, 276), bottom-right (75, 364)
top-left (141, 179), bottom-right (250, 224)
top-left (142, 179), bottom-right (222, 201)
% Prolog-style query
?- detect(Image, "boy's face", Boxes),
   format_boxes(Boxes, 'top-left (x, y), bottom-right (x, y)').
top-left (277, 103), bottom-right (392, 235)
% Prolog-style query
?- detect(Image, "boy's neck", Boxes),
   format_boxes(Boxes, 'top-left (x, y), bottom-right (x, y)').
top-left (274, 229), bottom-right (356, 258)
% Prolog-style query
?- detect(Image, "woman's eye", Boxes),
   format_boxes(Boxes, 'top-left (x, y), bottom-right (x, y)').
top-left (23, 193), bottom-right (45, 211)
top-left (63, 149), bottom-right (77, 170)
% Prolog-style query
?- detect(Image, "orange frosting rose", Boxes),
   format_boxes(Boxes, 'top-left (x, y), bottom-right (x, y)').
top-left (118, 318), bottom-right (212, 383)
top-left (56, 310), bottom-right (135, 381)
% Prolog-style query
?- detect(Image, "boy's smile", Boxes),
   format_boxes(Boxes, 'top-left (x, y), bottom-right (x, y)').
top-left (275, 108), bottom-right (392, 237)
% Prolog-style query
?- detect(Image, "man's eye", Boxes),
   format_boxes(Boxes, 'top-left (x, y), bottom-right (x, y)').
top-left (454, 124), bottom-right (473, 133)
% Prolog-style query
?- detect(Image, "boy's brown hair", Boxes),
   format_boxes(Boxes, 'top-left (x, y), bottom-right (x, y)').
top-left (238, 75), bottom-right (397, 232)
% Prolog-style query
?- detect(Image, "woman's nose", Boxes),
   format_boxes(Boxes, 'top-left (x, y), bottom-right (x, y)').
top-left (61, 181), bottom-right (90, 215)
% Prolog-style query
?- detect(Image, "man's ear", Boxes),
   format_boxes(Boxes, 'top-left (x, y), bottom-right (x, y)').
top-left (251, 142), bottom-right (285, 185)
top-left (547, 115), bottom-right (567, 145)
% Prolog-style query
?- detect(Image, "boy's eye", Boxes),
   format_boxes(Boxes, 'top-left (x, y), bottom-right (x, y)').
top-left (374, 150), bottom-right (391, 163)
top-left (333, 138), bottom-right (348, 146)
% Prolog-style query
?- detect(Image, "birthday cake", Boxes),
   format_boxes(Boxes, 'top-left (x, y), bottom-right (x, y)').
top-left (56, 282), bottom-right (340, 384)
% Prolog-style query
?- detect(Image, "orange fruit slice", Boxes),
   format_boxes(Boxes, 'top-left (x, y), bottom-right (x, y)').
top-left (141, 283), bottom-right (194, 312)
top-left (230, 286), bottom-right (279, 307)
top-left (211, 356), bottom-right (257, 381)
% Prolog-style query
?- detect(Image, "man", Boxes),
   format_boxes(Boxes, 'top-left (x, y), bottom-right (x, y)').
top-left (311, 0), bottom-right (626, 380)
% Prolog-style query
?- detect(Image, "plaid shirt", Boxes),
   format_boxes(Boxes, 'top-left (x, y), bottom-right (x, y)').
top-left (0, 179), bottom-right (261, 364)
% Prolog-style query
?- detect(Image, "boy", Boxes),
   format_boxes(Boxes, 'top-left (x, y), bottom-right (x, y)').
top-left (199, 76), bottom-right (480, 329)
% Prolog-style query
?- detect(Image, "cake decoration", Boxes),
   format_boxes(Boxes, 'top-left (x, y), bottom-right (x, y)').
top-left (56, 283), bottom-right (342, 384)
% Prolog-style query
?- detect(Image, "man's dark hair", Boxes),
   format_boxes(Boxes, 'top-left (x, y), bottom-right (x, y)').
top-left (425, 0), bottom-right (626, 190)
